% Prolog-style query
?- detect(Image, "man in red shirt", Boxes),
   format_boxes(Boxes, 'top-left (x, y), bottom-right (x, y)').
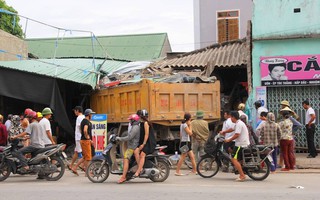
top-left (0, 114), bottom-right (8, 146)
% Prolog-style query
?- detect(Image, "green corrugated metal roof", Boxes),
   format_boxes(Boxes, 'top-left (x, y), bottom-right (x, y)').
top-left (26, 33), bottom-right (168, 61)
top-left (0, 58), bottom-right (128, 88)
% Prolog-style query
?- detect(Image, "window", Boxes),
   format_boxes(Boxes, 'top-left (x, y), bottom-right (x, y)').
top-left (217, 10), bottom-right (239, 43)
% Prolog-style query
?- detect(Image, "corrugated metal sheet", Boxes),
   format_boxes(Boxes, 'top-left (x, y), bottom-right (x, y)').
top-left (0, 58), bottom-right (128, 88)
top-left (150, 39), bottom-right (248, 69)
top-left (26, 33), bottom-right (169, 61)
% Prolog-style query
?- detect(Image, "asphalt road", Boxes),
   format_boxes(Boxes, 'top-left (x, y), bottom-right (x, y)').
top-left (1, 169), bottom-right (319, 200)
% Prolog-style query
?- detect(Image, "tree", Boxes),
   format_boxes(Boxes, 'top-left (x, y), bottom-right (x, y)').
top-left (0, 0), bottom-right (24, 38)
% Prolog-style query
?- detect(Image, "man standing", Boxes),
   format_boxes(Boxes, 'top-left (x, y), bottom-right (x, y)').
top-left (224, 111), bottom-right (250, 181)
top-left (302, 100), bottom-right (317, 158)
top-left (69, 106), bottom-right (85, 171)
top-left (255, 111), bottom-right (268, 142)
top-left (5, 114), bottom-right (12, 131)
top-left (39, 107), bottom-right (55, 146)
top-left (191, 110), bottom-right (209, 163)
top-left (259, 112), bottom-right (281, 172)
top-left (72, 108), bottom-right (95, 175)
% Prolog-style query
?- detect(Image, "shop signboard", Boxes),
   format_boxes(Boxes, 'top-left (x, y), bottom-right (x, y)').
top-left (91, 114), bottom-right (107, 156)
top-left (255, 86), bottom-right (267, 123)
top-left (260, 55), bottom-right (320, 86)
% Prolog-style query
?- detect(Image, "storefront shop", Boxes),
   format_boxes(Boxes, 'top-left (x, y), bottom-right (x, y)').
top-left (259, 55), bottom-right (320, 150)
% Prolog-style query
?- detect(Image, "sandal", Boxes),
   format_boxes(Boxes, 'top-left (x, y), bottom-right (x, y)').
top-left (174, 172), bottom-right (186, 176)
top-left (79, 166), bottom-right (85, 172)
top-left (71, 169), bottom-right (79, 176)
top-left (235, 177), bottom-right (246, 182)
top-left (67, 165), bottom-right (72, 171)
top-left (117, 178), bottom-right (126, 184)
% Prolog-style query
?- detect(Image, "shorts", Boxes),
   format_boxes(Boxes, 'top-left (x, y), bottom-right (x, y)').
top-left (223, 141), bottom-right (235, 152)
top-left (180, 142), bottom-right (192, 152)
top-left (74, 140), bottom-right (82, 153)
top-left (124, 149), bottom-right (134, 159)
top-left (80, 140), bottom-right (92, 161)
top-left (231, 146), bottom-right (244, 160)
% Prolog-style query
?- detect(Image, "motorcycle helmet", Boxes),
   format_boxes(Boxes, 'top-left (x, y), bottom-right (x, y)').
top-left (128, 114), bottom-right (140, 122)
top-left (24, 108), bottom-right (33, 116)
top-left (11, 115), bottom-right (21, 126)
top-left (254, 100), bottom-right (262, 108)
top-left (27, 111), bottom-right (37, 119)
top-left (140, 109), bottom-right (148, 117)
top-left (36, 112), bottom-right (43, 118)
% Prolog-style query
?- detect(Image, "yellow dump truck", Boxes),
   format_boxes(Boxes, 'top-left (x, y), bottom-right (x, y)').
top-left (91, 79), bottom-right (220, 151)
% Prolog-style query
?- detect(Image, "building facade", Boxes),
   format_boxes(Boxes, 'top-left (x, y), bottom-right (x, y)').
top-left (193, 0), bottom-right (252, 49)
top-left (252, 0), bottom-right (320, 149)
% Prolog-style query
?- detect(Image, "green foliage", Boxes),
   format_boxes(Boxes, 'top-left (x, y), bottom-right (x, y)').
top-left (0, 0), bottom-right (24, 38)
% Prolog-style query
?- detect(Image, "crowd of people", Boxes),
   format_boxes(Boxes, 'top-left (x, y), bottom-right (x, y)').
top-left (217, 99), bottom-right (317, 181)
top-left (0, 99), bottom-right (317, 183)
top-left (0, 108), bottom-right (56, 176)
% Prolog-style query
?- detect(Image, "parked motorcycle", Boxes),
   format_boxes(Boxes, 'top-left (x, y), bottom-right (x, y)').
top-left (0, 142), bottom-right (67, 181)
top-left (86, 134), bottom-right (171, 183)
top-left (197, 134), bottom-right (274, 181)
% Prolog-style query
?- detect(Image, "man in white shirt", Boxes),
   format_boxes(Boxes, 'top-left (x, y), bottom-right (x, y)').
top-left (5, 114), bottom-right (12, 131)
top-left (69, 106), bottom-right (85, 171)
top-left (302, 100), bottom-right (317, 158)
top-left (254, 100), bottom-right (268, 124)
top-left (39, 107), bottom-right (55, 146)
top-left (219, 111), bottom-right (235, 153)
top-left (225, 111), bottom-right (250, 182)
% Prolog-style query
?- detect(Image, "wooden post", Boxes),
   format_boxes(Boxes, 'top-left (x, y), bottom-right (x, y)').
top-left (246, 20), bottom-right (252, 94)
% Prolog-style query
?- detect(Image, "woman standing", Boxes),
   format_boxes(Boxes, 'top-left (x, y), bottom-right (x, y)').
top-left (278, 107), bottom-right (294, 171)
top-left (175, 113), bottom-right (197, 176)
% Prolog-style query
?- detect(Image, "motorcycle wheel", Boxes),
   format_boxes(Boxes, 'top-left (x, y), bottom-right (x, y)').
top-left (245, 159), bottom-right (270, 181)
top-left (197, 155), bottom-right (219, 178)
top-left (44, 157), bottom-right (65, 181)
top-left (184, 156), bottom-right (193, 169)
top-left (150, 160), bottom-right (170, 182)
top-left (86, 160), bottom-right (109, 183)
top-left (0, 162), bottom-right (11, 181)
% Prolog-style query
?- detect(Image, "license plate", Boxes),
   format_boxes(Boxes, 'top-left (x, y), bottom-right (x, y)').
top-left (62, 152), bottom-right (67, 159)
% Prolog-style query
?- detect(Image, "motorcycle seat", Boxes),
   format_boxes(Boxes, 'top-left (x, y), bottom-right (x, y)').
top-left (35, 145), bottom-right (57, 154)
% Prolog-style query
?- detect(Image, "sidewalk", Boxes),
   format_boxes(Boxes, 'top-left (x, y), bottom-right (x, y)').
top-left (274, 153), bottom-right (320, 173)
top-left (295, 153), bottom-right (320, 169)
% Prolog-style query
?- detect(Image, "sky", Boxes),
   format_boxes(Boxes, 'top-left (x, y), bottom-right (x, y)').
top-left (4, 0), bottom-right (195, 52)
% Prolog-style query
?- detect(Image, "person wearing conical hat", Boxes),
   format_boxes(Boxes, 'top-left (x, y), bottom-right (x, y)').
top-left (280, 100), bottom-right (299, 120)
top-left (279, 107), bottom-right (295, 171)
top-left (278, 102), bottom-right (303, 169)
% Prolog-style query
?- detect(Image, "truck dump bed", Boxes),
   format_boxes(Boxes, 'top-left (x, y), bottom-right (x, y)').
top-left (91, 79), bottom-right (220, 126)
